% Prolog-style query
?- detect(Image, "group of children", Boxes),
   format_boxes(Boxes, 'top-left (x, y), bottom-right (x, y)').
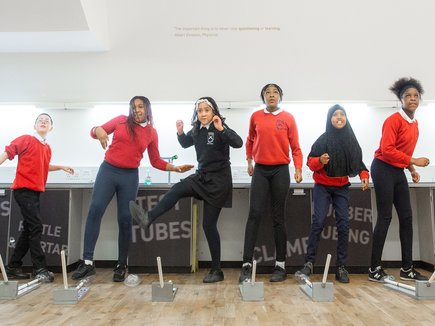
top-left (1, 77), bottom-right (430, 286)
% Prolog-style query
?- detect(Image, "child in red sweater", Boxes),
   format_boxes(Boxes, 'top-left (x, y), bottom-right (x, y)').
top-left (295, 104), bottom-right (369, 283)
top-left (0, 113), bottom-right (74, 282)
top-left (72, 96), bottom-right (193, 282)
top-left (369, 77), bottom-right (430, 282)
top-left (239, 83), bottom-right (303, 283)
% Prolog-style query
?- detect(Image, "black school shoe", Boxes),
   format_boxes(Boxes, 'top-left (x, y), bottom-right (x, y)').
top-left (295, 261), bottom-right (313, 283)
top-left (400, 266), bottom-right (429, 281)
top-left (72, 261), bottom-right (96, 280)
top-left (33, 268), bottom-right (54, 283)
top-left (239, 264), bottom-right (252, 283)
top-left (335, 265), bottom-right (350, 283)
top-left (5, 266), bottom-right (30, 279)
top-left (270, 265), bottom-right (287, 282)
top-left (203, 269), bottom-right (224, 283)
top-left (113, 264), bottom-right (127, 282)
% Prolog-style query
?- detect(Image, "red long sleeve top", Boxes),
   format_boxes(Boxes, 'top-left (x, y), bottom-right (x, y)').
top-left (5, 135), bottom-right (51, 192)
top-left (246, 109), bottom-right (303, 168)
top-left (307, 156), bottom-right (369, 187)
top-left (94, 115), bottom-right (168, 170)
top-left (374, 112), bottom-right (418, 168)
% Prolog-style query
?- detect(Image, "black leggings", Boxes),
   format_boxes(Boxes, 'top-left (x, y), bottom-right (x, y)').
top-left (370, 158), bottom-right (413, 269)
top-left (149, 181), bottom-right (223, 270)
top-left (242, 164), bottom-right (290, 263)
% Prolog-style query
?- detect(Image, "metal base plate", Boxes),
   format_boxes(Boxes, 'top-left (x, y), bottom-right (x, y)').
top-left (239, 282), bottom-right (264, 301)
top-left (300, 282), bottom-right (334, 302)
top-left (152, 282), bottom-right (177, 302)
top-left (53, 286), bottom-right (90, 304)
top-left (0, 281), bottom-right (40, 300)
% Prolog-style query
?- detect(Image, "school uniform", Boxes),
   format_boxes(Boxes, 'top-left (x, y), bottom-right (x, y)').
top-left (371, 110), bottom-right (418, 270)
top-left (5, 134), bottom-right (51, 270)
top-left (242, 108), bottom-right (303, 264)
top-left (82, 115), bottom-right (168, 267)
top-left (147, 122), bottom-right (243, 270)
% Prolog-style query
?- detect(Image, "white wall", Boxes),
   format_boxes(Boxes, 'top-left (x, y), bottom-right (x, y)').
top-left (1, 102), bottom-right (434, 184)
top-left (1, 0), bottom-right (435, 103)
top-left (1, 102), bottom-right (434, 265)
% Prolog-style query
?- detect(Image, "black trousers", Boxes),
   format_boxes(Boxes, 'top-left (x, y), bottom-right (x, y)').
top-left (9, 188), bottom-right (46, 270)
top-left (242, 164), bottom-right (290, 263)
top-left (370, 158), bottom-right (413, 269)
top-left (149, 181), bottom-right (223, 270)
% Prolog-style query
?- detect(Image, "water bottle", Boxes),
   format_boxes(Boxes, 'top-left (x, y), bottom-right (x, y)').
top-left (144, 168), bottom-right (152, 185)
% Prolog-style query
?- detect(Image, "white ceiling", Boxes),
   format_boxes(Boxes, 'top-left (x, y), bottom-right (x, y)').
top-left (0, 0), bottom-right (108, 52)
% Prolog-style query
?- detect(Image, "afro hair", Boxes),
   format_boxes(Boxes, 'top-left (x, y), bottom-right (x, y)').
top-left (389, 77), bottom-right (424, 100)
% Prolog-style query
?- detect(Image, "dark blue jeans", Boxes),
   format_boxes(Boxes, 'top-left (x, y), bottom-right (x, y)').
top-left (305, 183), bottom-right (350, 266)
top-left (83, 161), bottom-right (138, 266)
top-left (242, 164), bottom-right (290, 263)
top-left (370, 158), bottom-right (413, 269)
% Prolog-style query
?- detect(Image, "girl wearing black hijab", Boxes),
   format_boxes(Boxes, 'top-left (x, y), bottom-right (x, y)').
top-left (295, 104), bottom-right (369, 283)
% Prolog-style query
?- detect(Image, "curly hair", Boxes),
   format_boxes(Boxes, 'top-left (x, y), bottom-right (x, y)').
top-left (389, 77), bottom-right (424, 100)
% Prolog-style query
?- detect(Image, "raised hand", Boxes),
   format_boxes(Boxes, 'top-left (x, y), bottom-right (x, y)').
top-left (176, 120), bottom-right (184, 135)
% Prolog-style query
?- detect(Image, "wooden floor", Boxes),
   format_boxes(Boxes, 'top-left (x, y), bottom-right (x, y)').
top-left (1, 268), bottom-right (435, 326)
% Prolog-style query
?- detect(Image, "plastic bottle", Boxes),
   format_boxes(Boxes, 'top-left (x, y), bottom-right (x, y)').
top-left (144, 168), bottom-right (152, 185)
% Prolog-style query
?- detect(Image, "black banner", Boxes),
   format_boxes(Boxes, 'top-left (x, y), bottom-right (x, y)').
top-left (0, 190), bottom-right (11, 261)
top-left (8, 190), bottom-right (70, 266)
top-left (253, 188), bottom-right (372, 267)
top-left (128, 189), bottom-right (192, 267)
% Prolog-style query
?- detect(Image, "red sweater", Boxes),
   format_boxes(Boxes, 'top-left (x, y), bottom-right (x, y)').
top-left (5, 135), bottom-right (51, 192)
top-left (94, 115), bottom-right (168, 170)
top-left (307, 156), bottom-right (369, 187)
top-left (374, 112), bottom-right (418, 168)
top-left (246, 110), bottom-right (303, 168)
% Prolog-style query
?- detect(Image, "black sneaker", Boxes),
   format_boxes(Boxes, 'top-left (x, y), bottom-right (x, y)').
top-left (335, 265), bottom-right (350, 283)
top-left (295, 261), bottom-right (313, 283)
top-left (113, 264), bottom-right (127, 282)
top-left (129, 201), bottom-right (151, 229)
top-left (72, 261), bottom-right (96, 280)
top-left (368, 266), bottom-right (395, 282)
top-left (270, 265), bottom-right (287, 282)
top-left (239, 263), bottom-right (252, 283)
top-left (33, 268), bottom-right (54, 283)
top-left (5, 266), bottom-right (30, 279)
top-left (203, 269), bottom-right (224, 283)
top-left (400, 266), bottom-right (429, 281)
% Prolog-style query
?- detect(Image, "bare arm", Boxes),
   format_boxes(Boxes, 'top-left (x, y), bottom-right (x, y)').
top-left (0, 152), bottom-right (8, 166)
top-left (49, 164), bottom-right (75, 174)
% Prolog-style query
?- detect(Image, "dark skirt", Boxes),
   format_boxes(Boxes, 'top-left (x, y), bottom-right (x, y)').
top-left (183, 166), bottom-right (233, 208)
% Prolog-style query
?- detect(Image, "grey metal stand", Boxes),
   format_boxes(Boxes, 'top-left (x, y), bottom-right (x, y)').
top-left (152, 257), bottom-right (177, 302)
top-left (384, 271), bottom-right (435, 300)
top-left (299, 254), bottom-right (334, 302)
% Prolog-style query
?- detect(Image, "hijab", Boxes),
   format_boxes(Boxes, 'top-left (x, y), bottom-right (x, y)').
top-left (308, 104), bottom-right (367, 177)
